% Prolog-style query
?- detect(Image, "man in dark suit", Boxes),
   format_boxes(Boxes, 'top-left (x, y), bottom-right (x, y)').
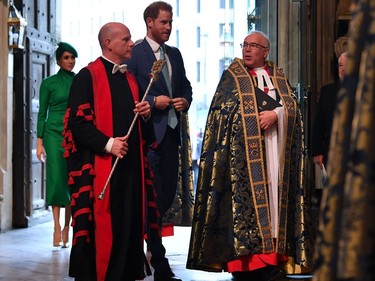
top-left (312, 52), bottom-right (348, 169)
top-left (125, 2), bottom-right (193, 281)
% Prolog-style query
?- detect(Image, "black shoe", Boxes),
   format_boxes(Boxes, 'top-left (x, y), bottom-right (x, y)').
top-left (154, 275), bottom-right (182, 281)
top-left (232, 270), bottom-right (264, 280)
top-left (260, 266), bottom-right (286, 281)
top-left (154, 270), bottom-right (182, 281)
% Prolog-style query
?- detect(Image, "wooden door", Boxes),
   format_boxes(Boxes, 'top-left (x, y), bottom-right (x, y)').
top-left (13, 0), bottom-right (56, 227)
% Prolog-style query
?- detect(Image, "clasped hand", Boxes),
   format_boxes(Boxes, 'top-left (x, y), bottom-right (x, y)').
top-left (259, 110), bottom-right (278, 130)
top-left (155, 95), bottom-right (188, 111)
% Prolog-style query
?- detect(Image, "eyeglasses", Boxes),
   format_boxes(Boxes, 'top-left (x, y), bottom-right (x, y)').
top-left (240, 42), bottom-right (268, 50)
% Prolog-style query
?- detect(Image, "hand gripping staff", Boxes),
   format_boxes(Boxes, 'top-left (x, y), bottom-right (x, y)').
top-left (98, 59), bottom-right (165, 200)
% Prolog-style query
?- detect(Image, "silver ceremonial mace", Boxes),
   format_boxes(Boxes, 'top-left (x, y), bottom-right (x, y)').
top-left (98, 59), bottom-right (165, 200)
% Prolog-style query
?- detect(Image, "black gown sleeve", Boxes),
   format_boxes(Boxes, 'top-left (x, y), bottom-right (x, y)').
top-left (67, 68), bottom-right (110, 154)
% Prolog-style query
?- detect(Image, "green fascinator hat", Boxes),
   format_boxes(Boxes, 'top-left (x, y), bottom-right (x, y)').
top-left (55, 42), bottom-right (78, 60)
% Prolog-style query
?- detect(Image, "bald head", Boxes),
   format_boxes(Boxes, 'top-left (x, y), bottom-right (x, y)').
top-left (97, 22), bottom-right (134, 64)
top-left (98, 22), bottom-right (123, 49)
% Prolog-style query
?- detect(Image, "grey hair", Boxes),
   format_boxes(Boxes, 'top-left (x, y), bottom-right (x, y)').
top-left (248, 30), bottom-right (270, 48)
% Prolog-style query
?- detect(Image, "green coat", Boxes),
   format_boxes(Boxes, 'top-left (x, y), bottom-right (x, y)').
top-left (37, 69), bottom-right (74, 206)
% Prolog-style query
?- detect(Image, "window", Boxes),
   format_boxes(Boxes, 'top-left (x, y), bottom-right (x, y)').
top-left (176, 0), bottom-right (180, 17)
top-left (219, 23), bottom-right (224, 36)
top-left (175, 29), bottom-right (179, 48)
top-left (219, 59), bottom-right (225, 77)
top-left (197, 27), bottom-right (201, 48)
top-left (197, 61), bottom-right (201, 82)
top-left (220, 0), bottom-right (225, 9)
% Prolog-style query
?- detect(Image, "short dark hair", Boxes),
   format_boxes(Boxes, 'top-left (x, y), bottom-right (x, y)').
top-left (143, 1), bottom-right (173, 23)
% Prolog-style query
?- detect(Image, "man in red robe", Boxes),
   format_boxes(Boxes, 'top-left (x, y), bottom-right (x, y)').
top-left (63, 22), bottom-right (159, 281)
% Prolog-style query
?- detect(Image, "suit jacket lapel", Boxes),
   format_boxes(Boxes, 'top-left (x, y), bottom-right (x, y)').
top-left (141, 40), bottom-right (170, 95)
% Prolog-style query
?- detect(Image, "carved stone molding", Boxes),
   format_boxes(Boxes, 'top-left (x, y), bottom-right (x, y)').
top-left (337, 0), bottom-right (352, 20)
top-left (334, 0), bottom-right (352, 58)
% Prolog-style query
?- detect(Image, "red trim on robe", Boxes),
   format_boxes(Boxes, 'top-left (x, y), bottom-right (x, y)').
top-left (67, 163), bottom-right (95, 185)
top-left (227, 253), bottom-right (288, 273)
top-left (144, 224), bottom-right (172, 240)
top-left (70, 185), bottom-right (93, 206)
top-left (87, 59), bottom-right (145, 281)
top-left (161, 224), bottom-right (174, 237)
top-left (73, 230), bottom-right (91, 245)
top-left (87, 59), bottom-right (114, 281)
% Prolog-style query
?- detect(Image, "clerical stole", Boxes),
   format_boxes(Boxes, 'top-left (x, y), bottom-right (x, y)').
top-left (227, 58), bottom-right (297, 254)
top-left (187, 58), bottom-right (313, 274)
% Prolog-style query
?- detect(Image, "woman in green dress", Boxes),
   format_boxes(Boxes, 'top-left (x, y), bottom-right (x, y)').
top-left (36, 42), bottom-right (78, 247)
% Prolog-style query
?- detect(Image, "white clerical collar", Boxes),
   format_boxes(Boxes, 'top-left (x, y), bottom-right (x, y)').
top-left (101, 56), bottom-right (127, 74)
top-left (101, 55), bottom-right (117, 65)
top-left (253, 65), bottom-right (266, 72)
top-left (254, 66), bottom-right (274, 92)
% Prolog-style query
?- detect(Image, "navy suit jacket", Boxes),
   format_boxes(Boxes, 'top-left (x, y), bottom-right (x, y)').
top-left (312, 82), bottom-right (341, 164)
top-left (125, 39), bottom-right (193, 144)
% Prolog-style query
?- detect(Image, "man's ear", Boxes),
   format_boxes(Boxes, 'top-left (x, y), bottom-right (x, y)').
top-left (146, 17), bottom-right (153, 29)
top-left (264, 49), bottom-right (270, 59)
top-left (105, 38), bottom-right (111, 51)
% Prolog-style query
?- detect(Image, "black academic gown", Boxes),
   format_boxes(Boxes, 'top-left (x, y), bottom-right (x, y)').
top-left (63, 57), bottom-right (157, 281)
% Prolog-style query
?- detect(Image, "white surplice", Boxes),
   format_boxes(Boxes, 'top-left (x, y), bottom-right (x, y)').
top-left (254, 67), bottom-right (286, 238)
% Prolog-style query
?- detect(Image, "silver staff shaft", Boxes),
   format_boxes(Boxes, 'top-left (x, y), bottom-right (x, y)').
top-left (98, 76), bottom-right (156, 200)
top-left (97, 59), bottom-right (165, 200)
